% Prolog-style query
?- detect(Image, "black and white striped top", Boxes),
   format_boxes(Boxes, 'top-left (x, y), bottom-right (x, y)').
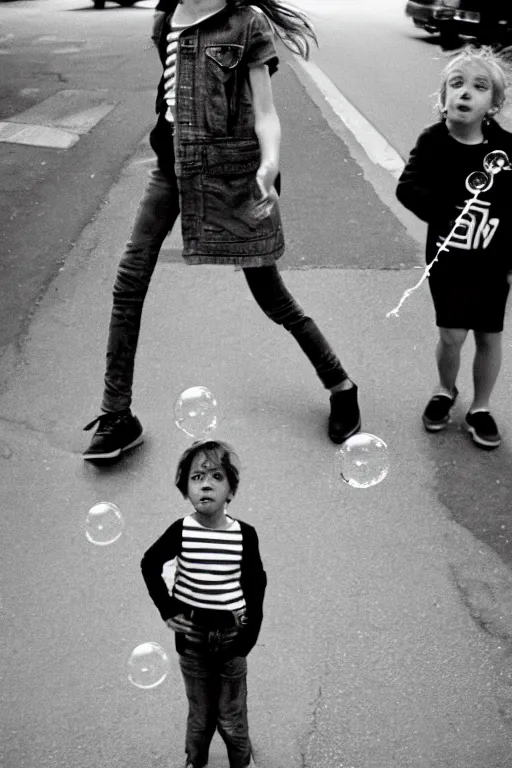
top-left (173, 515), bottom-right (246, 611)
top-left (163, 23), bottom-right (187, 123)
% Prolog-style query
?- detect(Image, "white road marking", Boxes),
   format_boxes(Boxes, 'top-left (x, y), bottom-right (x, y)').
top-left (0, 122), bottom-right (79, 149)
top-left (293, 58), bottom-right (405, 179)
top-left (0, 90), bottom-right (116, 149)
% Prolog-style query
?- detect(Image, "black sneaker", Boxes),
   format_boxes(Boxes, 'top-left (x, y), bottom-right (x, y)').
top-left (422, 387), bottom-right (458, 432)
top-left (82, 411), bottom-right (143, 460)
top-left (328, 383), bottom-right (361, 444)
top-left (466, 410), bottom-right (501, 449)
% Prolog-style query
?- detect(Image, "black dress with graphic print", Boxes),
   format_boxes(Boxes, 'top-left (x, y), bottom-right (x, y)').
top-left (397, 119), bottom-right (512, 332)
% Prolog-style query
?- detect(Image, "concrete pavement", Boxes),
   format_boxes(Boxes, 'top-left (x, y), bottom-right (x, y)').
top-left (1, 59), bottom-right (512, 768)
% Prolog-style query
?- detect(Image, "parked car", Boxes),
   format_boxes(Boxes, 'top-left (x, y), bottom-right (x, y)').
top-left (405, 1), bottom-right (512, 45)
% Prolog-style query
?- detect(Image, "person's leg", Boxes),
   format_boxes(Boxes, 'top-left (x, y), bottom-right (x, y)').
top-left (435, 326), bottom-right (467, 394)
top-left (83, 167), bottom-right (180, 459)
top-left (243, 265), bottom-right (360, 442)
top-left (179, 654), bottom-right (219, 768)
top-left (216, 656), bottom-right (251, 768)
top-left (102, 168), bottom-right (180, 412)
top-left (470, 331), bottom-right (502, 411)
top-left (422, 327), bottom-right (467, 432)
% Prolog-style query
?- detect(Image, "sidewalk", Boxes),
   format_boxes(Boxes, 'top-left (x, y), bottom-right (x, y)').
top-left (1, 60), bottom-right (512, 768)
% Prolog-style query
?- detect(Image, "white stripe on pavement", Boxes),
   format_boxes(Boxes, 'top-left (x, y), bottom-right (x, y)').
top-left (293, 58), bottom-right (405, 179)
top-left (0, 90), bottom-right (116, 149)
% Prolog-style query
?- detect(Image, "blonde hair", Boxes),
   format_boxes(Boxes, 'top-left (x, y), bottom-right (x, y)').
top-left (435, 46), bottom-right (508, 118)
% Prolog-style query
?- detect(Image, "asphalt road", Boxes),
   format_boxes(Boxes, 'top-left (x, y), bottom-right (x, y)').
top-left (1, 2), bottom-right (512, 768)
top-left (0, 0), bottom-right (159, 370)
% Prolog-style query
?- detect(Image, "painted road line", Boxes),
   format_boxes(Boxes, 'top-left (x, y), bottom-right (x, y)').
top-left (293, 58), bottom-right (405, 180)
top-left (0, 122), bottom-right (79, 149)
top-left (0, 90), bottom-right (116, 149)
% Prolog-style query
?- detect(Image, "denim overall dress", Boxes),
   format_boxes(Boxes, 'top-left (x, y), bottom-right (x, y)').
top-left (153, 2), bottom-right (285, 267)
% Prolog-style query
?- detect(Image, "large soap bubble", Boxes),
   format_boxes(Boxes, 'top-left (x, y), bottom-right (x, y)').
top-left (335, 433), bottom-right (389, 489)
top-left (127, 642), bottom-right (170, 690)
top-left (174, 386), bottom-right (218, 438)
top-left (85, 502), bottom-right (124, 546)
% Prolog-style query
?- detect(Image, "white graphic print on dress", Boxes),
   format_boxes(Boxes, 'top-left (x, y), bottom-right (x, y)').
top-left (436, 198), bottom-right (500, 252)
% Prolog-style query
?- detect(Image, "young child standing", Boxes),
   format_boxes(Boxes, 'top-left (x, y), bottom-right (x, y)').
top-left (83, 0), bottom-right (361, 460)
top-left (141, 439), bottom-right (266, 768)
top-left (396, 48), bottom-right (512, 449)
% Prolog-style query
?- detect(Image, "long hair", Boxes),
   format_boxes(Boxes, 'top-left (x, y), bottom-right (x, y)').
top-left (230, 0), bottom-right (317, 60)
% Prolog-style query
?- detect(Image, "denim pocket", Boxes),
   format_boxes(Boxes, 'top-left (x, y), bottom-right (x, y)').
top-left (205, 44), bottom-right (244, 72)
top-left (204, 45), bottom-right (244, 135)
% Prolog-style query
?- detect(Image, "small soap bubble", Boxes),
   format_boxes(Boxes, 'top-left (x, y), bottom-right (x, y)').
top-left (174, 386), bottom-right (217, 438)
top-left (465, 171), bottom-right (492, 193)
top-left (85, 502), bottom-right (124, 546)
top-left (336, 433), bottom-right (389, 489)
top-left (128, 642), bottom-right (169, 690)
top-left (483, 150), bottom-right (510, 175)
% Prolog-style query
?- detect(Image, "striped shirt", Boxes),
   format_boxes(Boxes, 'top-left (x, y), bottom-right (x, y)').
top-left (163, 4), bottom-right (227, 123)
top-left (163, 23), bottom-right (186, 123)
top-left (173, 515), bottom-right (246, 611)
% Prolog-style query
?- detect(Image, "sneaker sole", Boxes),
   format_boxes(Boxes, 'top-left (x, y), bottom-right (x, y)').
top-left (422, 416), bottom-right (450, 432)
top-left (82, 432), bottom-right (144, 461)
top-left (329, 416), bottom-right (362, 445)
top-left (466, 425), bottom-right (501, 449)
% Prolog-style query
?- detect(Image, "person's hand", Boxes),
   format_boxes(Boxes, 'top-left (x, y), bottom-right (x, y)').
top-left (253, 163), bottom-right (279, 221)
top-left (166, 613), bottom-right (194, 634)
top-left (256, 162), bottom-right (278, 198)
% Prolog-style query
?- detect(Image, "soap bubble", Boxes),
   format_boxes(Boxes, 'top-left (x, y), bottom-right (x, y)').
top-left (466, 171), bottom-right (492, 193)
top-left (127, 642), bottom-right (169, 690)
top-left (174, 386), bottom-right (217, 437)
top-left (336, 433), bottom-right (389, 489)
top-left (483, 150), bottom-right (510, 175)
top-left (85, 502), bottom-right (124, 546)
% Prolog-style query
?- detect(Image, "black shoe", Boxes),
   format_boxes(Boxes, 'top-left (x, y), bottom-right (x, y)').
top-left (466, 410), bottom-right (501, 449)
top-left (328, 383), bottom-right (361, 444)
top-left (82, 410), bottom-right (143, 460)
top-left (422, 388), bottom-right (458, 432)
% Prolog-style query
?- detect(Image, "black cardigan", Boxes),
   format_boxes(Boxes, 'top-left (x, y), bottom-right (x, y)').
top-left (141, 517), bottom-right (267, 657)
top-left (396, 119), bottom-right (512, 269)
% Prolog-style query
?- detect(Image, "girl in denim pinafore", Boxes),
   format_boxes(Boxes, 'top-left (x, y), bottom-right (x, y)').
top-left (83, 0), bottom-right (362, 461)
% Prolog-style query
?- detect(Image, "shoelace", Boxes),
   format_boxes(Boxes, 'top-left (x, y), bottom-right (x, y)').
top-left (83, 413), bottom-right (124, 432)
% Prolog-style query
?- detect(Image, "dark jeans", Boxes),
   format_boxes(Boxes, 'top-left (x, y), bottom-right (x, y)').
top-left (179, 652), bottom-right (251, 768)
top-left (102, 167), bottom-right (348, 412)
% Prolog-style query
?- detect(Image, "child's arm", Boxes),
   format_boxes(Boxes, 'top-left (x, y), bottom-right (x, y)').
top-left (235, 525), bottom-right (267, 657)
top-left (249, 64), bottom-right (281, 199)
top-left (396, 131), bottom-right (444, 223)
top-left (140, 521), bottom-right (182, 622)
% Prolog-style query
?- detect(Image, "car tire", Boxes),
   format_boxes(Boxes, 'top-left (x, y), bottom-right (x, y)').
top-left (94, 0), bottom-right (106, 8)
top-left (439, 23), bottom-right (460, 48)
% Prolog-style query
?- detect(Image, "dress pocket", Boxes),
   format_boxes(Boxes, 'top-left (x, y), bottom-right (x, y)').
top-left (204, 45), bottom-right (244, 134)
top-left (205, 44), bottom-right (244, 71)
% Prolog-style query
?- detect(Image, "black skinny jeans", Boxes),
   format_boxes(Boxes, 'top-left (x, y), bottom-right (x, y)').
top-left (101, 167), bottom-right (347, 412)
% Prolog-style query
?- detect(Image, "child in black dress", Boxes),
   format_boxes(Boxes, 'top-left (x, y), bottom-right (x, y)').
top-left (397, 47), bottom-right (512, 449)
top-left (141, 440), bottom-right (266, 768)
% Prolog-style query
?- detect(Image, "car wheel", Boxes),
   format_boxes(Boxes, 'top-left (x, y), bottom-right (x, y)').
top-left (439, 23), bottom-right (460, 48)
top-left (94, 0), bottom-right (106, 8)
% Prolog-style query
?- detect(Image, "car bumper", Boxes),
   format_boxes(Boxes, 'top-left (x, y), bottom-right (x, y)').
top-left (405, 2), bottom-right (480, 28)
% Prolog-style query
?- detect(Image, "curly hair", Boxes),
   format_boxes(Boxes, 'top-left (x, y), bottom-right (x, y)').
top-left (175, 439), bottom-right (241, 500)
top-left (435, 45), bottom-right (509, 118)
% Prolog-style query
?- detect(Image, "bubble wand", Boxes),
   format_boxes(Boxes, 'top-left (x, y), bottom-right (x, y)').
top-left (386, 150), bottom-right (511, 319)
